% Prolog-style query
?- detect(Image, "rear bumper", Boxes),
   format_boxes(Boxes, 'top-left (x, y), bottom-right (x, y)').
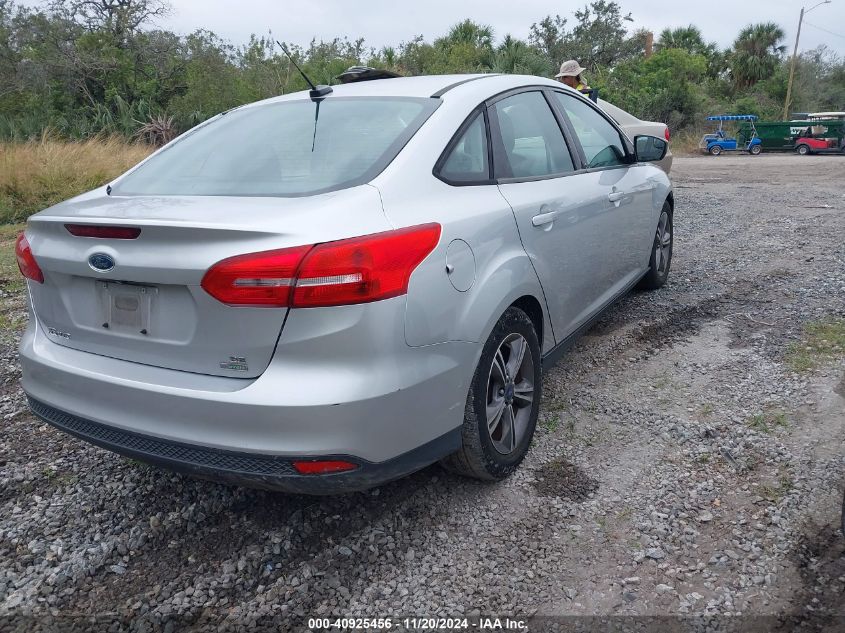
top-left (20, 298), bottom-right (478, 491)
top-left (26, 396), bottom-right (459, 494)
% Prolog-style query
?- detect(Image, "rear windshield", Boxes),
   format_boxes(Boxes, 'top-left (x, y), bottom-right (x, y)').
top-left (111, 97), bottom-right (439, 197)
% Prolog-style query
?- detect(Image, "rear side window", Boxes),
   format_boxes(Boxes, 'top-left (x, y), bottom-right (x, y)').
top-left (438, 112), bottom-right (490, 183)
top-left (554, 93), bottom-right (627, 169)
top-left (492, 91), bottom-right (575, 179)
top-left (111, 97), bottom-right (439, 198)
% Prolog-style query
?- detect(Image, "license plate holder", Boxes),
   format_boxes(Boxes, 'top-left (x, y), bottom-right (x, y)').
top-left (97, 281), bottom-right (156, 335)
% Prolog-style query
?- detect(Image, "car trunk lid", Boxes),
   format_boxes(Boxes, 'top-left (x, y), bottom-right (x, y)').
top-left (25, 185), bottom-right (389, 378)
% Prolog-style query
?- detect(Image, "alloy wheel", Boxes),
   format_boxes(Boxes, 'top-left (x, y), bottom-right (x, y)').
top-left (486, 333), bottom-right (535, 455)
top-left (654, 210), bottom-right (672, 274)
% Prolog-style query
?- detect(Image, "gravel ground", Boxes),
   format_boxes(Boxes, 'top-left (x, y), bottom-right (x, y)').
top-left (0, 154), bottom-right (844, 632)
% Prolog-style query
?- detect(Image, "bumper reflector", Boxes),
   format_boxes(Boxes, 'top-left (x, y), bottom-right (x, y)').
top-left (292, 460), bottom-right (359, 475)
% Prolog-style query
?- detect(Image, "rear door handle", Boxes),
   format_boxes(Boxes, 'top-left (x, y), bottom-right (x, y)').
top-left (607, 191), bottom-right (626, 202)
top-left (532, 210), bottom-right (560, 227)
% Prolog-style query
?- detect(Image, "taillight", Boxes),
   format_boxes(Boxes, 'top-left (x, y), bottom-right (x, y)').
top-left (15, 234), bottom-right (44, 284)
top-left (201, 223), bottom-right (441, 308)
top-left (292, 460), bottom-right (358, 475)
top-left (664, 126), bottom-right (671, 142)
top-left (291, 223), bottom-right (441, 308)
top-left (65, 224), bottom-right (141, 239)
top-left (201, 245), bottom-right (312, 307)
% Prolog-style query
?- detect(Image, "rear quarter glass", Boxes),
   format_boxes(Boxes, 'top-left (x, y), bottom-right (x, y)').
top-left (110, 97), bottom-right (440, 199)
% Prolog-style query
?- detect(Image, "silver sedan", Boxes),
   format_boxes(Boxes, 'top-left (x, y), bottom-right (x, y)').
top-left (17, 73), bottom-right (673, 494)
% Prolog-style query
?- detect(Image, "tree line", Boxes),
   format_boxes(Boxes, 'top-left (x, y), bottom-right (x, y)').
top-left (0, 0), bottom-right (843, 143)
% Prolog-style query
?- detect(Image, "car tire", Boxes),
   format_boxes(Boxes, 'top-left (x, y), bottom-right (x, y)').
top-left (749, 144), bottom-right (762, 155)
top-left (796, 144), bottom-right (810, 156)
top-left (441, 307), bottom-right (541, 481)
top-left (637, 201), bottom-right (673, 291)
top-left (709, 145), bottom-right (722, 156)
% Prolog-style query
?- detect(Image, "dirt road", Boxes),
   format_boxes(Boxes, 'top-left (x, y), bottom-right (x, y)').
top-left (1, 154), bottom-right (844, 632)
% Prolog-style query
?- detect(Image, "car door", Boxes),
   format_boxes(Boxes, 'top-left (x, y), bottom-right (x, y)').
top-left (549, 90), bottom-right (658, 305)
top-left (489, 89), bottom-right (611, 342)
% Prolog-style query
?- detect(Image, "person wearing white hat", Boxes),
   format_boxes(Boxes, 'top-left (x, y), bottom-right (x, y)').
top-left (554, 60), bottom-right (590, 91)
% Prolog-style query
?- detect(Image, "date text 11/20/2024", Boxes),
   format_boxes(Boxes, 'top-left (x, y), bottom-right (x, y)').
top-left (307, 617), bottom-right (529, 630)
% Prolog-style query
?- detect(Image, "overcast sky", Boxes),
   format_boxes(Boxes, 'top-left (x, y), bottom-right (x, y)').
top-left (22, 0), bottom-right (845, 55)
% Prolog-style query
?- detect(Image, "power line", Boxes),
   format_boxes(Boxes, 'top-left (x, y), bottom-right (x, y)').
top-left (802, 20), bottom-right (845, 41)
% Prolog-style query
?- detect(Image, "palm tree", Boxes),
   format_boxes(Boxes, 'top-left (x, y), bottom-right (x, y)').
top-left (730, 22), bottom-right (786, 88)
top-left (442, 19), bottom-right (494, 50)
top-left (656, 25), bottom-right (709, 56)
top-left (379, 46), bottom-right (398, 70)
top-left (656, 25), bottom-right (724, 78)
top-left (487, 35), bottom-right (551, 76)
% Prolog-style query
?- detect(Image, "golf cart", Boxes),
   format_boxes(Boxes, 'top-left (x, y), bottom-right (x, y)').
top-left (792, 122), bottom-right (845, 155)
top-left (699, 115), bottom-right (763, 156)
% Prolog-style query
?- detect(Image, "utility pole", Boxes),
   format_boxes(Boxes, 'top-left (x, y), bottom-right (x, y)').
top-left (783, 1), bottom-right (832, 121)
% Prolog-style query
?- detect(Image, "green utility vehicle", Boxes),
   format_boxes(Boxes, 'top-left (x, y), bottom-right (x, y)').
top-left (742, 119), bottom-right (845, 153)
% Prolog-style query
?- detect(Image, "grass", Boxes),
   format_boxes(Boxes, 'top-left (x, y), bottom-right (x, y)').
top-left (0, 222), bottom-right (25, 294)
top-left (672, 129), bottom-right (705, 155)
top-left (747, 409), bottom-right (789, 434)
top-left (653, 372), bottom-right (673, 390)
top-left (0, 311), bottom-right (23, 331)
top-left (758, 473), bottom-right (795, 503)
top-left (40, 466), bottom-right (78, 486)
top-left (540, 399), bottom-right (576, 433)
top-left (785, 318), bottom-right (845, 372)
top-left (0, 222), bottom-right (28, 335)
top-left (0, 136), bottom-right (152, 223)
top-left (539, 415), bottom-right (560, 432)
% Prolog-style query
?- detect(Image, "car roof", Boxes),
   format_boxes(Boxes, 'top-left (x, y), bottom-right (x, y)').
top-left (224, 73), bottom-right (673, 137)
top-left (246, 73), bottom-right (571, 106)
top-left (248, 75), bottom-right (661, 129)
top-left (324, 74), bottom-right (494, 98)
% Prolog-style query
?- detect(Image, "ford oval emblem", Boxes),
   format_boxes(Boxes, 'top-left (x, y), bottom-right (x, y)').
top-left (88, 253), bottom-right (115, 272)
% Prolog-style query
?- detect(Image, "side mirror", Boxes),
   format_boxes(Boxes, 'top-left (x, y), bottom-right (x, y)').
top-left (634, 135), bottom-right (668, 163)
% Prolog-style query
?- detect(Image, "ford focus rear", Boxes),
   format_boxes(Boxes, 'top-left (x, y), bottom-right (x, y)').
top-left (18, 74), bottom-right (673, 493)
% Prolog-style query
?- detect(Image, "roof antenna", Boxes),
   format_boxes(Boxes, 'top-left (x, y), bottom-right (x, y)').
top-left (276, 40), bottom-right (333, 101)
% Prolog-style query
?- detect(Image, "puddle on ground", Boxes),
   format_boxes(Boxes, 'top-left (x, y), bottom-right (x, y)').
top-left (532, 458), bottom-right (599, 501)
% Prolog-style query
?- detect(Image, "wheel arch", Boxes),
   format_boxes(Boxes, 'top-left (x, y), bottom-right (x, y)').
top-left (474, 276), bottom-right (554, 356)
top-left (510, 295), bottom-right (546, 350)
